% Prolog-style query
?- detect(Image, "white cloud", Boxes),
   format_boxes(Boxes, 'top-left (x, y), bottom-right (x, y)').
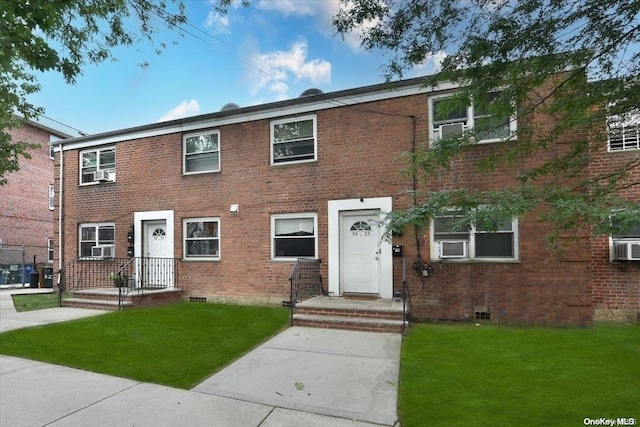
top-left (407, 51), bottom-right (448, 77)
top-left (247, 40), bottom-right (331, 99)
top-left (255, 0), bottom-right (318, 16)
top-left (205, 11), bottom-right (230, 33)
top-left (255, 0), bottom-right (342, 36)
top-left (205, 0), bottom-right (242, 33)
top-left (158, 100), bottom-right (201, 122)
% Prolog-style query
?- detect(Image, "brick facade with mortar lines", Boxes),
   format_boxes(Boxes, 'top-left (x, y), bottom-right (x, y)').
top-left (1, 122), bottom-right (68, 266)
top-left (54, 77), bottom-right (639, 325)
top-left (588, 124), bottom-right (640, 321)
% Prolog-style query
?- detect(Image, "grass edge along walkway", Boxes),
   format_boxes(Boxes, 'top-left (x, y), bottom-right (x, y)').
top-left (398, 323), bottom-right (640, 427)
top-left (0, 302), bottom-right (289, 389)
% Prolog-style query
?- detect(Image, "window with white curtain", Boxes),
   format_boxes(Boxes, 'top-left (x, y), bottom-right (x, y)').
top-left (271, 213), bottom-right (317, 259)
top-left (183, 218), bottom-right (220, 260)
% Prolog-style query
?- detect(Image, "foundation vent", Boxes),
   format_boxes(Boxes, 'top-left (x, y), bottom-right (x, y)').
top-left (474, 306), bottom-right (490, 321)
top-left (189, 296), bottom-right (207, 303)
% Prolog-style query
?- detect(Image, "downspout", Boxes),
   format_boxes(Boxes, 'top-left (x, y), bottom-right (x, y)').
top-left (57, 142), bottom-right (64, 290)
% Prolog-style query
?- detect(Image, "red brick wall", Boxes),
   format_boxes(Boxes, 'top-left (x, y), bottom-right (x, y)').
top-left (588, 125), bottom-right (640, 321)
top-left (0, 123), bottom-right (55, 262)
top-left (57, 95), bottom-right (423, 304)
top-left (55, 85), bottom-right (637, 325)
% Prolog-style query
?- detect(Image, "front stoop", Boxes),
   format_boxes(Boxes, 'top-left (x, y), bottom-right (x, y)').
top-left (293, 296), bottom-right (406, 333)
top-left (62, 288), bottom-right (183, 311)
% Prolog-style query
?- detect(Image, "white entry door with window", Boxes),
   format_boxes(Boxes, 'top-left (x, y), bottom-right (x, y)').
top-left (144, 220), bottom-right (172, 287)
top-left (340, 211), bottom-right (380, 295)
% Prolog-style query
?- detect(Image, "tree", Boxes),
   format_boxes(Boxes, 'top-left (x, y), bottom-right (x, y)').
top-left (332, 0), bottom-right (640, 245)
top-left (0, 0), bottom-right (186, 184)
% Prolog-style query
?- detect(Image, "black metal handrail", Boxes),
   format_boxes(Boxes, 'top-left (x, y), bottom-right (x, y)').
top-left (58, 257), bottom-right (180, 308)
top-left (288, 258), bottom-right (324, 325)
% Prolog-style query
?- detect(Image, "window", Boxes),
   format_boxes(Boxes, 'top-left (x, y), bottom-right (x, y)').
top-left (48, 184), bottom-right (55, 210)
top-left (430, 91), bottom-right (514, 144)
top-left (610, 213), bottom-right (640, 261)
top-left (80, 147), bottom-right (115, 184)
top-left (271, 115), bottom-right (317, 165)
top-left (607, 111), bottom-right (640, 152)
top-left (432, 209), bottom-right (518, 260)
top-left (183, 130), bottom-right (220, 174)
top-left (47, 238), bottom-right (54, 263)
top-left (611, 215), bottom-right (640, 239)
top-left (79, 223), bottom-right (115, 258)
top-left (271, 213), bottom-right (317, 259)
top-left (183, 218), bottom-right (220, 260)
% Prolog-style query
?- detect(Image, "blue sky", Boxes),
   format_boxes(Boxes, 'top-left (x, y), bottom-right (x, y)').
top-left (31, 0), bottom-right (445, 136)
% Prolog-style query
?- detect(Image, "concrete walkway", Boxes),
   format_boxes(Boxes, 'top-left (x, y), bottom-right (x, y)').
top-left (0, 289), bottom-right (402, 426)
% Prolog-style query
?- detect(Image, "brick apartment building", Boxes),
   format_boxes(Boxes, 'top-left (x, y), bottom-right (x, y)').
top-left (0, 118), bottom-right (76, 285)
top-left (52, 76), bottom-right (640, 325)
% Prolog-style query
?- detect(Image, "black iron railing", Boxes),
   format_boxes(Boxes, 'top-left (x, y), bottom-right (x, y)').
top-left (58, 257), bottom-right (180, 309)
top-left (288, 258), bottom-right (324, 325)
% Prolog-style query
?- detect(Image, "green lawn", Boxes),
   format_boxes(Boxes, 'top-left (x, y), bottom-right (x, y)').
top-left (0, 302), bottom-right (289, 389)
top-left (399, 323), bottom-right (640, 427)
top-left (11, 292), bottom-right (59, 312)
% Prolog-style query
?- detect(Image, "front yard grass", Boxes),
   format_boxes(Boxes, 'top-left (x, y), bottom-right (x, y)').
top-left (0, 302), bottom-right (289, 389)
top-left (11, 292), bottom-right (59, 312)
top-left (399, 323), bottom-right (640, 427)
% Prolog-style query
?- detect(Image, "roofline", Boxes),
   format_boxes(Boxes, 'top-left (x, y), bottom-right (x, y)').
top-left (28, 121), bottom-right (73, 139)
top-left (55, 75), bottom-right (456, 151)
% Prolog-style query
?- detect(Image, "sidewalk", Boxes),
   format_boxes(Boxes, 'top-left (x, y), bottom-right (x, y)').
top-left (0, 290), bottom-right (402, 426)
top-left (0, 288), bottom-right (109, 333)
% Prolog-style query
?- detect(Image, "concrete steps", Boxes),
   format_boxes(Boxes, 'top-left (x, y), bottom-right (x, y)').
top-left (293, 296), bottom-right (406, 333)
top-left (61, 288), bottom-right (182, 311)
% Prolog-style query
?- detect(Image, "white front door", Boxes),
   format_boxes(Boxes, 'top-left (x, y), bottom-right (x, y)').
top-left (340, 211), bottom-right (380, 295)
top-left (144, 220), bottom-right (172, 287)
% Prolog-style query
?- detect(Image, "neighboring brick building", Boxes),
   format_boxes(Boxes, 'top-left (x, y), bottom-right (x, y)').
top-left (52, 76), bottom-right (640, 325)
top-left (0, 118), bottom-right (77, 285)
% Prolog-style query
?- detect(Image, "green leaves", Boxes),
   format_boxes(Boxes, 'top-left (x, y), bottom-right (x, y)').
top-left (333, 0), bottom-right (640, 244)
top-left (0, 0), bottom-right (186, 184)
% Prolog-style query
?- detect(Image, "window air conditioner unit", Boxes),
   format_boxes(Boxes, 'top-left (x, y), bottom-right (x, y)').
top-left (91, 245), bottom-right (115, 258)
top-left (439, 241), bottom-right (468, 259)
top-left (439, 123), bottom-right (465, 139)
top-left (613, 241), bottom-right (640, 261)
top-left (93, 170), bottom-right (111, 182)
top-left (94, 170), bottom-right (115, 182)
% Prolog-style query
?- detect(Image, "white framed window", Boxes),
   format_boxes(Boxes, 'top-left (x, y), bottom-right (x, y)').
top-left (431, 209), bottom-right (518, 261)
top-left (607, 110), bottom-right (640, 152)
top-left (183, 218), bottom-right (220, 260)
top-left (271, 213), bottom-right (317, 260)
top-left (48, 184), bottom-right (55, 210)
top-left (183, 130), bottom-right (220, 174)
top-left (430, 91), bottom-right (515, 144)
top-left (79, 223), bottom-right (115, 258)
top-left (47, 238), bottom-right (54, 263)
top-left (270, 115), bottom-right (317, 165)
top-left (80, 147), bottom-right (115, 184)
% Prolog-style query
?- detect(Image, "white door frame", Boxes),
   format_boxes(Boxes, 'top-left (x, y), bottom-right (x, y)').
top-left (328, 197), bottom-right (393, 299)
